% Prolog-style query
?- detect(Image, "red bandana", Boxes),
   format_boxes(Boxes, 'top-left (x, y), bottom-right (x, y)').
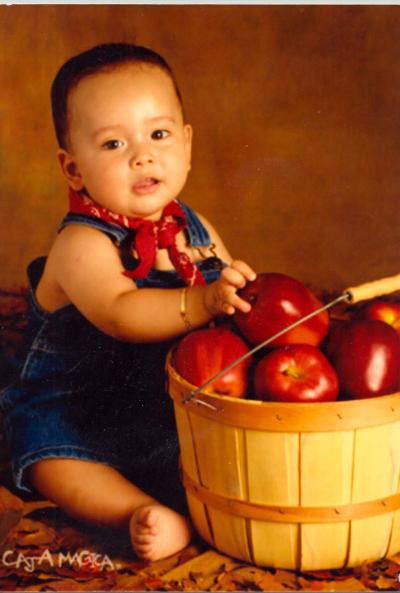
top-left (68, 189), bottom-right (206, 286)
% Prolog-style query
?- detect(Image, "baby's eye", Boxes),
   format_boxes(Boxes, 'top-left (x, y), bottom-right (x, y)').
top-left (102, 139), bottom-right (124, 150)
top-left (151, 129), bottom-right (169, 140)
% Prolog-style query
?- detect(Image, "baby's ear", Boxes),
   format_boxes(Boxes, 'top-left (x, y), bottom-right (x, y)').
top-left (184, 124), bottom-right (193, 172)
top-left (57, 150), bottom-right (84, 190)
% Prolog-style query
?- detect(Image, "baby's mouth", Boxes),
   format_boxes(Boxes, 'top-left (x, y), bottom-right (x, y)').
top-left (133, 177), bottom-right (160, 194)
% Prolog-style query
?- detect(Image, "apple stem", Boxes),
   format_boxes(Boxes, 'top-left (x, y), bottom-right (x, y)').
top-left (283, 367), bottom-right (303, 380)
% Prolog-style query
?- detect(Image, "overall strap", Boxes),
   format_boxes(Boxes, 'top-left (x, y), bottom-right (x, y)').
top-left (59, 213), bottom-right (129, 246)
top-left (178, 201), bottom-right (212, 248)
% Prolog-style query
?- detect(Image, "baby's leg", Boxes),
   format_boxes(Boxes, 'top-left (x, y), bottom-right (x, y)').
top-left (29, 459), bottom-right (192, 561)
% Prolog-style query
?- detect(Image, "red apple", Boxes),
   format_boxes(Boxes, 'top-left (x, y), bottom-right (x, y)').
top-left (174, 327), bottom-right (251, 397)
top-left (326, 319), bottom-right (400, 399)
top-left (358, 300), bottom-right (400, 337)
top-left (234, 273), bottom-right (329, 348)
top-left (254, 344), bottom-right (339, 403)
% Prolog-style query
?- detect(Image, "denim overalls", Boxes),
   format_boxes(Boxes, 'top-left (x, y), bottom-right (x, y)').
top-left (0, 201), bottom-right (222, 509)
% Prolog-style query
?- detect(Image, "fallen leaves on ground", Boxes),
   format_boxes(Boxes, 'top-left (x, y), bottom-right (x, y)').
top-left (1, 498), bottom-right (400, 591)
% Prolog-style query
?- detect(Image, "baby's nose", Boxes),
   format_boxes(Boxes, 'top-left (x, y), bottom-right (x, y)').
top-left (129, 146), bottom-right (154, 168)
top-left (130, 155), bottom-right (154, 168)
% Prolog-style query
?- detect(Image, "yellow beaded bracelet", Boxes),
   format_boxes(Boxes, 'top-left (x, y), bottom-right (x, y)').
top-left (180, 287), bottom-right (194, 331)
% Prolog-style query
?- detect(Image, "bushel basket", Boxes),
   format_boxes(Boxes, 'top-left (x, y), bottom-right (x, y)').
top-left (167, 352), bottom-right (400, 571)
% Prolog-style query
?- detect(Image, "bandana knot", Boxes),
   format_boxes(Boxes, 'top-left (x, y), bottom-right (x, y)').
top-left (156, 216), bottom-right (181, 249)
top-left (68, 189), bottom-right (205, 286)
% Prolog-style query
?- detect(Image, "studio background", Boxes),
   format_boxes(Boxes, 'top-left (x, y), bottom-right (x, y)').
top-left (1, 5), bottom-right (399, 293)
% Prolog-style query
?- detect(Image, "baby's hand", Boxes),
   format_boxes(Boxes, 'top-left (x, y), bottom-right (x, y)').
top-left (204, 260), bottom-right (256, 317)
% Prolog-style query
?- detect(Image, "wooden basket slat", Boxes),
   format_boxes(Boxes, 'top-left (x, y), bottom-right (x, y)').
top-left (186, 492), bottom-right (214, 544)
top-left (347, 422), bottom-right (400, 565)
top-left (188, 412), bottom-right (252, 561)
top-left (174, 406), bottom-right (199, 483)
top-left (348, 515), bottom-right (394, 567)
top-left (245, 431), bottom-right (300, 568)
top-left (387, 509), bottom-right (400, 556)
top-left (300, 523), bottom-right (350, 570)
top-left (299, 431), bottom-right (354, 569)
top-left (189, 414), bottom-right (247, 499)
top-left (351, 423), bottom-right (400, 503)
top-left (300, 432), bottom-right (354, 505)
top-left (208, 507), bottom-right (253, 563)
top-left (174, 406), bottom-right (216, 546)
top-left (245, 431), bottom-right (299, 505)
top-left (250, 522), bottom-right (299, 569)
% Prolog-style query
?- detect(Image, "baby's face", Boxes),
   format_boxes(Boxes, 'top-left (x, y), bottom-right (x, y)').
top-left (59, 63), bottom-right (192, 220)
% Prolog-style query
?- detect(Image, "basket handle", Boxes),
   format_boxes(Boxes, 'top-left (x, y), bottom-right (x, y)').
top-left (345, 273), bottom-right (400, 304)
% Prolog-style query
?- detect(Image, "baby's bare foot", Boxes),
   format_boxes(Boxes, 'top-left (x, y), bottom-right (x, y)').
top-left (129, 504), bottom-right (192, 561)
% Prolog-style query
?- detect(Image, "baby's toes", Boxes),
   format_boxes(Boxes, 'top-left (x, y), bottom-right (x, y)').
top-left (133, 537), bottom-right (156, 557)
top-left (132, 532), bottom-right (154, 545)
top-left (135, 523), bottom-right (158, 536)
top-left (141, 506), bottom-right (159, 528)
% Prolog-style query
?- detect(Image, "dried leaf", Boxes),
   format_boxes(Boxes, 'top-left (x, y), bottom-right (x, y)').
top-left (297, 576), bottom-right (329, 591)
top-left (142, 553), bottom-right (180, 576)
top-left (256, 571), bottom-right (295, 591)
top-left (273, 568), bottom-right (300, 590)
top-left (389, 552), bottom-right (400, 565)
top-left (302, 569), bottom-right (351, 581)
top-left (302, 579), bottom-right (326, 591)
top-left (162, 549), bottom-right (237, 582)
top-left (215, 565), bottom-right (269, 591)
top-left (51, 565), bottom-right (104, 582)
top-left (22, 582), bottom-right (62, 592)
top-left (162, 576), bottom-right (188, 591)
top-left (381, 562), bottom-right (400, 578)
top-left (110, 572), bottom-right (148, 591)
top-left (215, 573), bottom-right (238, 592)
top-left (176, 544), bottom-right (204, 565)
top-left (359, 576), bottom-right (379, 591)
top-left (111, 557), bottom-right (146, 572)
top-left (13, 517), bottom-right (56, 547)
top-left (324, 576), bottom-right (372, 591)
top-left (142, 575), bottom-right (168, 590)
top-left (54, 527), bottom-right (91, 550)
top-left (24, 576), bottom-right (111, 591)
top-left (23, 501), bottom-right (58, 517)
top-left (33, 571), bottom-right (63, 582)
top-left (187, 570), bottom-right (222, 591)
top-left (0, 564), bottom-right (22, 578)
top-left (375, 574), bottom-right (399, 590)
top-left (0, 485), bottom-right (24, 511)
top-left (0, 578), bottom-right (20, 590)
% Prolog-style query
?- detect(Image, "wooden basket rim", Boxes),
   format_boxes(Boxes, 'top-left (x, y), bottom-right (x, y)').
top-left (166, 351), bottom-right (400, 432)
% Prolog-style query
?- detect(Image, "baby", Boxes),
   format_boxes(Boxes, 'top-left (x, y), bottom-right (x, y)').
top-left (0, 43), bottom-right (256, 561)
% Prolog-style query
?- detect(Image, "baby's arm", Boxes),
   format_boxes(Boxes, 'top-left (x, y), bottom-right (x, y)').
top-left (48, 221), bottom-right (255, 343)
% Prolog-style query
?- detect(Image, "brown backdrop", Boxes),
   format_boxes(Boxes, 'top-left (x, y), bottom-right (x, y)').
top-left (1, 5), bottom-right (399, 293)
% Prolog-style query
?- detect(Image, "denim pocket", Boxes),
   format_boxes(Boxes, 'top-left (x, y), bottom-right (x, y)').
top-left (20, 347), bottom-right (88, 383)
top-left (20, 315), bottom-right (81, 379)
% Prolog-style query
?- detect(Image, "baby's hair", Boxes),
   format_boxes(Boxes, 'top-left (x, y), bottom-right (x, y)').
top-left (51, 42), bottom-right (184, 149)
